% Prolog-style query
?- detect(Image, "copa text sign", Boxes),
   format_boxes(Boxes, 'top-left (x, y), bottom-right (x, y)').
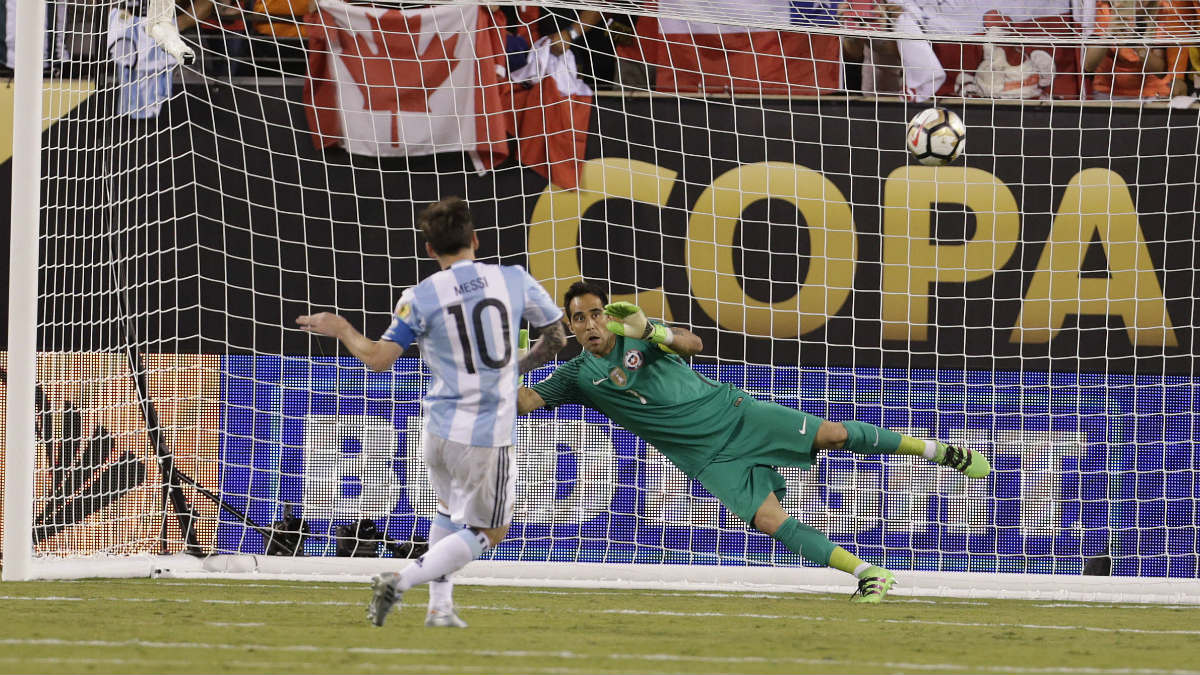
top-left (528, 99), bottom-right (1198, 374)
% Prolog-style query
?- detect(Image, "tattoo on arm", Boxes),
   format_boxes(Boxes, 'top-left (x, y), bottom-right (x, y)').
top-left (519, 322), bottom-right (567, 374)
top-left (666, 326), bottom-right (704, 358)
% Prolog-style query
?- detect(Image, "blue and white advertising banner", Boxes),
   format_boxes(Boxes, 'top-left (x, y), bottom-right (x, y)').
top-left (219, 356), bottom-right (1197, 578)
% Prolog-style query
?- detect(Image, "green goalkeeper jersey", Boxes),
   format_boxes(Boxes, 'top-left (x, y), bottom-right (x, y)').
top-left (530, 333), bottom-right (746, 477)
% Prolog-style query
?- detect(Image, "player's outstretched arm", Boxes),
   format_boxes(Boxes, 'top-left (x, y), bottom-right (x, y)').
top-left (519, 321), bottom-right (567, 375)
top-left (295, 312), bottom-right (403, 372)
top-left (604, 302), bottom-right (703, 358)
top-left (658, 326), bottom-right (703, 358)
top-left (518, 387), bottom-right (547, 415)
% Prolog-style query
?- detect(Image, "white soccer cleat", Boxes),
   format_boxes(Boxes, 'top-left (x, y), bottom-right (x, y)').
top-left (424, 607), bottom-right (468, 628)
top-left (367, 572), bottom-right (403, 627)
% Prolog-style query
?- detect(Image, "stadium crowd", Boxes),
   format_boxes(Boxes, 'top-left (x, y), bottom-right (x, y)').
top-left (3, 0), bottom-right (1198, 101)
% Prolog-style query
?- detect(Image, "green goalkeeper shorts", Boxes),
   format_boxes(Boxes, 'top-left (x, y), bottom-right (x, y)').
top-left (694, 395), bottom-right (822, 527)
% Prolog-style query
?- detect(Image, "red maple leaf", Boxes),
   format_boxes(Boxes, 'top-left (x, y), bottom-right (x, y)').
top-left (331, 11), bottom-right (461, 145)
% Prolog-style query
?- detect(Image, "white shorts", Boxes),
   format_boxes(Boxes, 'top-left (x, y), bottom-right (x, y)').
top-left (423, 431), bottom-right (516, 529)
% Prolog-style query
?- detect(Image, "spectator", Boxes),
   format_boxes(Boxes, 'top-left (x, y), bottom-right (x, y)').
top-left (1190, 45), bottom-right (1199, 94)
top-left (175, 0), bottom-right (216, 33)
top-left (196, 0), bottom-right (252, 77)
top-left (840, 2), bottom-right (904, 96)
top-left (247, 0), bottom-right (314, 38)
top-left (887, 1), bottom-right (1094, 101)
top-left (1183, 0), bottom-right (1200, 94)
top-left (193, 0), bottom-right (309, 76)
top-left (108, 2), bottom-right (198, 119)
top-left (1, 0), bottom-right (69, 76)
top-left (496, 5), bottom-right (634, 90)
top-left (1084, 0), bottom-right (1189, 99)
top-left (637, 0), bottom-right (842, 96)
top-left (958, 26), bottom-right (1056, 99)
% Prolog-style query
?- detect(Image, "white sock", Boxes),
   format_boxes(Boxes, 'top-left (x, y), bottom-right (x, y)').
top-left (921, 440), bottom-right (938, 460)
top-left (398, 528), bottom-right (489, 592)
top-left (853, 562), bottom-right (873, 578)
top-left (427, 511), bottom-right (461, 610)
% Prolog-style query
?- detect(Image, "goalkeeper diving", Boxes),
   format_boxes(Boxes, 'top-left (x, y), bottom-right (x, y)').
top-left (518, 281), bottom-right (991, 602)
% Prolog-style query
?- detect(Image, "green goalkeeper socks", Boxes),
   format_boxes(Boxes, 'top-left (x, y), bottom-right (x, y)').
top-left (841, 420), bottom-right (927, 457)
top-left (772, 517), bottom-right (836, 566)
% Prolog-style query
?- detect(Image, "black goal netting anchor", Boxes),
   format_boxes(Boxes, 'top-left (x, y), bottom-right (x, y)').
top-left (122, 346), bottom-right (204, 556)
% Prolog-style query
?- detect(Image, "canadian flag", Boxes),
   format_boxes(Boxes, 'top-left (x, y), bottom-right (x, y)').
top-left (304, 0), bottom-right (509, 168)
top-left (642, 0), bottom-right (842, 95)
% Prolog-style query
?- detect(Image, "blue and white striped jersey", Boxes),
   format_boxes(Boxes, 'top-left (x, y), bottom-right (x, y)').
top-left (107, 8), bottom-right (176, 120)
top-left (381, 260), bottom-right (562, 447)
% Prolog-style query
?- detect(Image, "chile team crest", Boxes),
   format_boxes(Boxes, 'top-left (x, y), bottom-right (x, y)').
top-left (623, 349), bottom-right (644, 371)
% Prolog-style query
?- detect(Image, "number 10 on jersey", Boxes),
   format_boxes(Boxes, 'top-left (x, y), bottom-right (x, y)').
top-left (446, 299), bottom-right (512, 374)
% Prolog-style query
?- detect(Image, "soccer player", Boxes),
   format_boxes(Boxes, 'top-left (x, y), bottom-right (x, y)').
top-left (297, 197), bottom-right (566, 627)
top-left (517, 280), bottom-right (990, 603)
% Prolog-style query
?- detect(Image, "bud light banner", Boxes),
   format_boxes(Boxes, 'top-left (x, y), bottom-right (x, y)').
top-left (219, 355), bottom-right (1198, 578)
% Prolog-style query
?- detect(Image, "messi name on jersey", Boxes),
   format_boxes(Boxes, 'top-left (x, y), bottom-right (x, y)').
top-left (452, 276), bottom-right (489, 296)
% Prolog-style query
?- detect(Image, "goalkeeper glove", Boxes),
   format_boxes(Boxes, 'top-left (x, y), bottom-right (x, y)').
top-left (604, 302), bottom-right (674, 346)
top-left (518, 328), bottom-right (530, 386)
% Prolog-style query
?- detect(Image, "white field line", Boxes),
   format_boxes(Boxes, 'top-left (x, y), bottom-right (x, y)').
top-left (76, 582), bottom-right (1196, 610)
top-left (0, 656), bottom-right (328, 670)
top-left (0, 595), bottom-right (353, 606)
top-left (876, 617), bottom-right (1200, 636)
top-left (1, 595), bottom-right (1194, 636)
top-left (108, 580), bottom-right (367, 592)
top-left (0, 638), bottom-right (1196, 675)
top-left (75, 582), bottom-right (1191, 609)
top-left (86, 580), bottom-right (993, 604)
top-left (489, 588), bottom-right (992, 605)
top-left (0, 655), bottom-right (646, 675)
top-left (0, 656), bottom-right (601, 675)
top-left (1033, 603), bottom-right (1200, 610)
top-left (589, 608), bottom-right (1200, 635)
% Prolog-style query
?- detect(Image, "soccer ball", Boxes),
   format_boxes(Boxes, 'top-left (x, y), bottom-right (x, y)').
top-left (906, 107), bottom-right (966, 166)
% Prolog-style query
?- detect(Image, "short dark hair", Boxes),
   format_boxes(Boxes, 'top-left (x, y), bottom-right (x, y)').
top-left (563, 280), bottom-right (608, 317)
top-left (417, 196), bottom-right (474, 255)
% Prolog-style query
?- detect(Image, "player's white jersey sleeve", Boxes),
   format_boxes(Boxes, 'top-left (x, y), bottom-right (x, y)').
top-left (516, 266), bottom-right (563, 328)
top-left (381, 287), bottom-right (422, 348)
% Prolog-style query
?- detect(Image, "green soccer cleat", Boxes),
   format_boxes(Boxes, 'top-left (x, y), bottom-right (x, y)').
top-left (425, 608), bottom-right (469, 628)
top-left (850, 567), bottom-right (896, 604)
top-left (367, 572), bottom-right (403, 627)
top-left (935, 442), bottom-right (991, 479)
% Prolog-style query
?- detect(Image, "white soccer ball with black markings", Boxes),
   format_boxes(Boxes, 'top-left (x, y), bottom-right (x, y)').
top-left (906, 107), bottom-right (966, 166)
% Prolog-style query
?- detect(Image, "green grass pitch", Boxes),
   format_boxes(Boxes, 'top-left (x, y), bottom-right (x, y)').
top-left (0, 579), bottom-right (1197, 674)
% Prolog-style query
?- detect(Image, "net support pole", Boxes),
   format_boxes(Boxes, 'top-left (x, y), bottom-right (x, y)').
top-left (3, 0), bottom-right (47, 581)
top-left (126, 349), bottom-right (202, 554)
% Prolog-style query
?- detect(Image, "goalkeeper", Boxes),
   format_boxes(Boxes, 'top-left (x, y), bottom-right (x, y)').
top-left (517, 281), bottom-right (991, 603)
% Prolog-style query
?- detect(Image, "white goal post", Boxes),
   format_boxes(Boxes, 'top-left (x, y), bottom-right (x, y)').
top-left (3, 0), bottom-right (45, 584)
top-left (4, 0), bottom-right (1200, 604)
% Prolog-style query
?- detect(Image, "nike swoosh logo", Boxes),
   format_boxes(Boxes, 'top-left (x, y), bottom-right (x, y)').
top-left (799, 417), bottom-right (807, 435)
top-left (592, 378), bottom-right (608, 385)
top-left (873, 429), bottom-right (879, 447)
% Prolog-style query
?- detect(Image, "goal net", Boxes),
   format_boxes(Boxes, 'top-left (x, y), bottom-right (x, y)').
top-left (4, 0), bottom-right (1199, 603)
